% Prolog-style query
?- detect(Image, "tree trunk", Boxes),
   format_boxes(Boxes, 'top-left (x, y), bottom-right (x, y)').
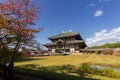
top-left (0, 62), bottom-right (14, 80)
top-left (7, 62), bottom-right (14, 80)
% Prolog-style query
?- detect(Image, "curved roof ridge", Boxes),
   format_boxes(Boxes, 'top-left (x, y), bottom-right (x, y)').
top-left (48, 31), bottom-right (80, 39)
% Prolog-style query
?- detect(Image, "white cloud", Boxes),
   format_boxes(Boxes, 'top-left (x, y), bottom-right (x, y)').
top-left (86, 27), bottom-right (120, 47)
top-left (94, 10), bottom-right (103, 17)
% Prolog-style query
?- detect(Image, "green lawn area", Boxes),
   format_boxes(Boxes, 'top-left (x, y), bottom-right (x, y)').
top-left (14, 54), bottom-right (120, 80)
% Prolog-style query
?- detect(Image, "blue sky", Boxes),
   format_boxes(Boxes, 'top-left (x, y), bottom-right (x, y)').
top-left (35, 0), bottom-right (120, 47)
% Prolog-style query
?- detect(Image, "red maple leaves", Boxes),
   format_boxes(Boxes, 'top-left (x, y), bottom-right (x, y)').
top-left (0, 0), bottom-right (41, 39)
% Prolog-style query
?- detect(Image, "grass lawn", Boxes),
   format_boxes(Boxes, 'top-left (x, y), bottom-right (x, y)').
top-left (14, 54), bottom-right (120, 80)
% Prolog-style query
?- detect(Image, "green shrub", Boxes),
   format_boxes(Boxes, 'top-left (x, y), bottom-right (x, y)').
top-left (80, 63), bottom-right (120, 79)
top-left (95, 51), bottom-right (99, 55)
top-left (81, 63), bottom-right (91, 73)
top-left (100, 69), bottom-right (120, 79)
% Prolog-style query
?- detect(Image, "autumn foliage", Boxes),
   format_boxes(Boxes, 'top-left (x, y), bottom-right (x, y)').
top-left (0, 0), bottom-right (41, 80)
top-left (0, 0), bottom-right (41, 38)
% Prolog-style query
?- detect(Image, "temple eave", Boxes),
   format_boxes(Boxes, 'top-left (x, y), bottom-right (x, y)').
top-left (44, 31), bottom-right (87, 53)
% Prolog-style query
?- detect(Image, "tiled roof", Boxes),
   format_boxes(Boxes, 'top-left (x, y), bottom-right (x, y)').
top-left (48, 32), bottom-right (80, 39)
top-left (43, 43), bottom-right (56, 46)
top-left (66, 40), bottom-right (84, 44)
top-left (44, 40), bottom-right (84, 46)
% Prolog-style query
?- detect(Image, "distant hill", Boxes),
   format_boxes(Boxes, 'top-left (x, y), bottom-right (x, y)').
top-left (88, 41), bottom-right (120, 49)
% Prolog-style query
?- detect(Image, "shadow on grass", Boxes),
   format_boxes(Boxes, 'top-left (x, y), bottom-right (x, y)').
top-left (14, 64), bottom-right (100, 80)
top-left (15, 57), bottom-right (45, 62)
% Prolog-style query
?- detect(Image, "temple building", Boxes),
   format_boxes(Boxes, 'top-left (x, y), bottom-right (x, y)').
top-left (44, 30), bottom-right (87, 53)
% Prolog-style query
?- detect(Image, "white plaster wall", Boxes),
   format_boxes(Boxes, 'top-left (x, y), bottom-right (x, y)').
top-left (70, 48), bottom-right (75, 53)
top-left (52, 49), bottom-right (55, 53)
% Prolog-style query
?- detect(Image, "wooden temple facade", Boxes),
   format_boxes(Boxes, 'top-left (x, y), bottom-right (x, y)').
top-left (44, 30), bottom-right (87, 53)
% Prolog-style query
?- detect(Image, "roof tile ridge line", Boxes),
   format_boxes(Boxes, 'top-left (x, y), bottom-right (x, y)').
top-left (48, 31), bottom-right (81, 39)
top-left (48, 33), bottom-right (62, 38)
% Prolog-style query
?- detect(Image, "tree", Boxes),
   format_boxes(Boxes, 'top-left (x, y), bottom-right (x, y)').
top-left (0, 0), bottom-right (41, 80)
top-left (29, 40), bottom-right (42, 54)
top-left (23, 40), bottom-right (42, 56)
